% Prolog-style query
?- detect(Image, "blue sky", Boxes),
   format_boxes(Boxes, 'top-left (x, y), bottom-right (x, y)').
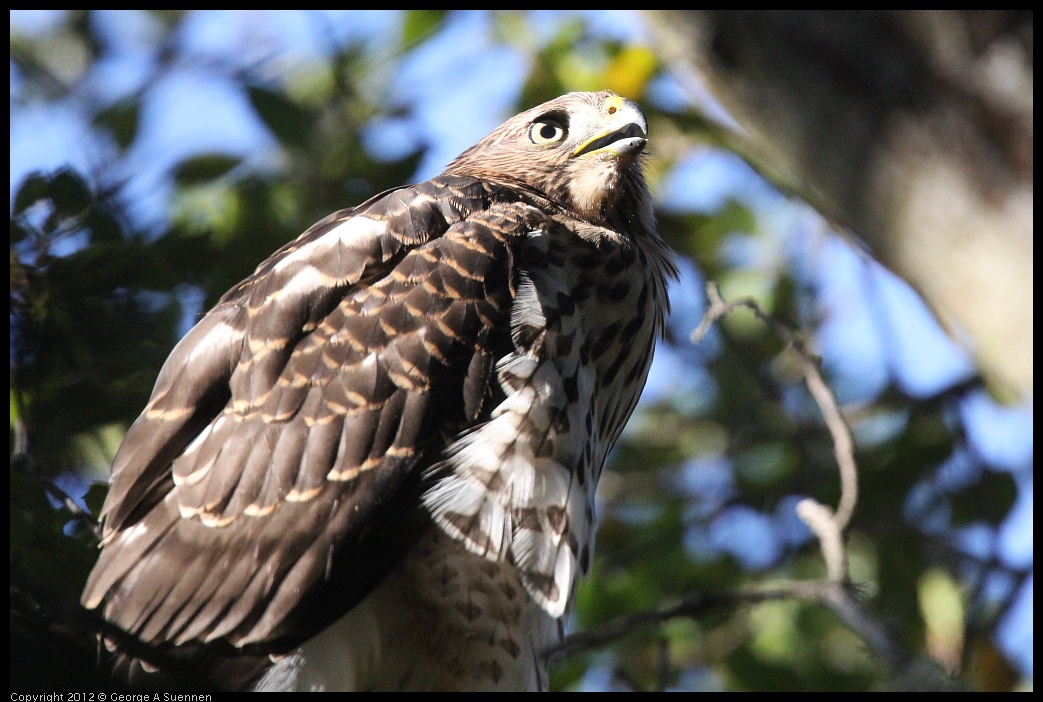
top-left (11, 9), bottom-right (1032, 681)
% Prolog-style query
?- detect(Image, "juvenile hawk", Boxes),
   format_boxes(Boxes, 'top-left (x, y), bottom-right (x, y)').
top-left (81, 91), bottom-right (676, 691)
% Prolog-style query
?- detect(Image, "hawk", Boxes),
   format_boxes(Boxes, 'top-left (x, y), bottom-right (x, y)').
top-left (81, 90), bottom-right (676, 691)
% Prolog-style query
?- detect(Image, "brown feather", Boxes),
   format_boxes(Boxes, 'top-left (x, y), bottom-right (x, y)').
top-left (82, 91), bottom-right (676, 691)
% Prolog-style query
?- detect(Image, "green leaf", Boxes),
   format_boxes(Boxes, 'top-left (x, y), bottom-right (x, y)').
top-left (48, 168), bottom-right (93, 217)
top-left (11, 218), bottom-right (32, 244)
top-left (734, 441), bottom-right (797, 488)
top-left (84, 207), bottom-right (123, 244)
top-left (94, 97), bottom-right (140, 150)
top-left (83, 482), bottom-right (109, 519)
top-left (950, 470), bottom-right (1017, 526)
top-left (13, 172), bottom-right (51, 215)
top-left (247, 86), bottom-right (312, 149)
top-left (173, 154), bottom-right (242, 186)
top-left (703, 198), bottom-right (757, 249)
top-left (401, 10), bottom-right (446, 50)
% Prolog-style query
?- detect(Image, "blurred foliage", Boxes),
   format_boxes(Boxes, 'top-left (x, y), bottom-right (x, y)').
top-left (9, 9), bottom-right (1030, 692)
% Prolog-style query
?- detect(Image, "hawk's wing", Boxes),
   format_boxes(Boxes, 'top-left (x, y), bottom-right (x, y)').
top-left (82, 174), bottom-right (533, 653)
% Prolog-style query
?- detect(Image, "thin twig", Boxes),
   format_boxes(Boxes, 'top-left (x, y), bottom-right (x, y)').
top-left (10, 411), bottom-right (103, 542)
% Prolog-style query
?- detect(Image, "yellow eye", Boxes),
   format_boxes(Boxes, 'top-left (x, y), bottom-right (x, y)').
top-left (528, 120), bottom-right (567, 145)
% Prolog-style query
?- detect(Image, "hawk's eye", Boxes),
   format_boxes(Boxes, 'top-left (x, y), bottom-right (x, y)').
top-left (528, 119), bottom-right (567, 146)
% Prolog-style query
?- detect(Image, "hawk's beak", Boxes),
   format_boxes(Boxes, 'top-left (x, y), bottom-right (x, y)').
top-left (571, 97), bottom-right (648, 159)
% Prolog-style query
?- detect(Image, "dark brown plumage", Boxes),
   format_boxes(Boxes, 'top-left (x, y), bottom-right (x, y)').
top-left (82, 91), bottom-right (675, 691)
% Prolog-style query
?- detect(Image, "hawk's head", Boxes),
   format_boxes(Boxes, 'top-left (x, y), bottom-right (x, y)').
top-left (446, 91), bottom-right (651, 228)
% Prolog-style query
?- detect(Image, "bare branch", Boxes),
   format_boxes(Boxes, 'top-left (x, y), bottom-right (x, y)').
top-left (692, 279), bottom-right (855, 546)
